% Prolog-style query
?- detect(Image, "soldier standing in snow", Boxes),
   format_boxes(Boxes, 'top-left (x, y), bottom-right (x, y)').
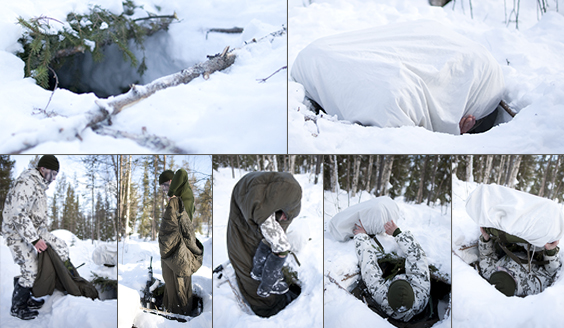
top-left (2, 155), bottom-right (70, 320)
top-left (478, 227), bottom-right (561, 297)
top-left (158, 169), bottom-right (203, 316)
top-left (226, 171), bottom-right (302, 317)
top-left (353, 220), bottom-right (430, 322)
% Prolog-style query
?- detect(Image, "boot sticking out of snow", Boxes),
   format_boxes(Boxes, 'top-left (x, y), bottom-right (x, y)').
top-left (251, 241), bottom-right (272, 281)
top-left (13, 277), bottom-right (44, 310)
top-left (11, 281), bottom-right (39, 320)
top-left (257, 253), bottom-right (289, 297)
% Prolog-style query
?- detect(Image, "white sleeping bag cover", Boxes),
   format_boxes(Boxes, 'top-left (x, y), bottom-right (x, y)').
top-left (328, 196), bottom-right (400, 242)
top-left (466, 184), bottom-right (564, 247)
top-left (291, 20), bottom-right (505, 134)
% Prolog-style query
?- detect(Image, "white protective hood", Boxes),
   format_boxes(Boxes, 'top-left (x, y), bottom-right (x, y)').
top-left (466, 184), bottom-right (564, 247)
top-left (291, 20), bottom-right (505, 135)
top-left (328, 196), bottom-right (400, 242)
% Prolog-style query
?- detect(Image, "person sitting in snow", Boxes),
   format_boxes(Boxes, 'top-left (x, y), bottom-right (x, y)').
top-left (353, 220), bottom-right (430, 322)
top-left (2, 155), bottom-right (70, 320)
top-left (478, 227), bottom-right (561, 297)
top-left (226, 171), bottom-right (302, 317)
top-left (158, 169), bottom-right (203, 316)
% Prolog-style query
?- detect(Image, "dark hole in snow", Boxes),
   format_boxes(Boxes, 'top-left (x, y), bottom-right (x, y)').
top-left (51, 31), bottom-right (190, 98)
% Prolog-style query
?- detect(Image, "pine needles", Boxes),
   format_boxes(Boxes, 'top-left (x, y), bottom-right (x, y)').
top-left (17, 1), bottom-right (177, 89)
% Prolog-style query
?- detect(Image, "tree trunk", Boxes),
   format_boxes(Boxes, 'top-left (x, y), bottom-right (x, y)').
top-left (314, 155), bottom-right (322, 185)
top-left (497, 155), bottom-right (506, 185)
top-left (548, 155), bottom-right (561, 199)
top-left (229, 156), bottom-right (235, 178)
top-left (452, 156), bottom-right (458, 178)
top-left (538, 155), bottom-right (552, 197)
top-left (366, 155), bottom-right (374, 193)
top-left (152, 156), bottom-right (158, 241)
top-left (331, 155), bottom-right (339, 193)
top-left (376, 155), bottom-right (384, 196)
top-left (507, 155), bottom-right (522, 188)
top-left (417, 156), bottom-right (429, 204)
top-left (289, 155), bottom-right (296, 174)
top-left (381, 156), bottom-right (394, 197)
top-left (466, 155), bottom-right (473, 182)
top-left (351, 156), bottom-right (361, 197)
top-left (484, 155), bottom-right (494, 184)
top-left (427, 156), bottom-right (439, 205)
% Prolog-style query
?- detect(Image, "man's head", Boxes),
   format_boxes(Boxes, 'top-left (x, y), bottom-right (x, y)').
top-left (387, 279), bottom-right (415, 312)
top-left (489, 270), bottom-right (516, 297)
top-left (159, 170), bottom-right (174, 194)
top-left (37, 155), bottom-right (59, 185)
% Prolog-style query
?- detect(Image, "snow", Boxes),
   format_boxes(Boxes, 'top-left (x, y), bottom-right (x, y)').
top-left (324, 190), bottom-right (451, 328)
top-left (288, 0), bottom-right (564, 153)
top-left (212, 168), bottom-right (323, 328)
top-left (452, 176), bottom-right (564, 327)
top-left (0, 0), bottom-right (286, 153)
top-left (0, 230), bottom-right (117, 328)
top-left (117, 233), bottom-right (212, 328)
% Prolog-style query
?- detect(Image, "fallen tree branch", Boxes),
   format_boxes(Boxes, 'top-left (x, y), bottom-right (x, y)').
top-left (500, 100), bottom-right (516, 117)
top-left (91, 126), bottom-right (188, 153)
top-left (257, 65), bottom-right (287, 83)
top-left (206, 27), bottom-right (244, 39)
top-left (33, 66), bottom-right (59, 117)
top-left (92, 46), bottom-right (236, 121)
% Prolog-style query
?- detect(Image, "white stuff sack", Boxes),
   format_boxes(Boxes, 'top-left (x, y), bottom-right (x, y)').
top-left (328, 196), bottom-right (400, 242)
top-left (466, 184), bottom-right (564, 247)
top-left (92, 243), bottom-right (118, 266)
top-left (291, 20), bottom-right (505, 135)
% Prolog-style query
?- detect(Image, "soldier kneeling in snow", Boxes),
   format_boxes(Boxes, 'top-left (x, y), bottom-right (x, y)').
top-left (478, 227), bottom-right (561, 297)
top-left (2, 155), bottom-right (70, 320)
top-left (353, 220), bottom-right (431, 322)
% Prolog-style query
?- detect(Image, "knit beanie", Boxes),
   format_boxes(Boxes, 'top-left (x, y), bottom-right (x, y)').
top-left (388, 279), bottom-right (415, 312)
top-left (489, 271), bottom-right (516, 297)
top-left (37, 155), bottom-right (60, 172)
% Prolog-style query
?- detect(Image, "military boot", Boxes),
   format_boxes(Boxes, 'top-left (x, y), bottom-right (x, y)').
top-left (250, 241), bottom-right (271, 281)
top-left (13, 277), bottom-right (44, 310)
top-left (257, 253), bottom-right (288, 297)
top-left (11, 282), bottom-right (39, 320)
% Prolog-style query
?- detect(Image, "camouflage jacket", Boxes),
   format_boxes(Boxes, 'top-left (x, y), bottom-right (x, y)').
top-left (355, 231), bottom-right (431, 322)
top-left (479, 237), bottom-right (561, 296)
top-left (260, 213), bottom-right (291, 254)
top-left (2, 168), bottom-right (50, 244)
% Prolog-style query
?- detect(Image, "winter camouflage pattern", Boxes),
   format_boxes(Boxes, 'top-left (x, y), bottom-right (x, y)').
top-left (260, 214), bottom-right (291, 254)
top-left (2, 168), bottom-right (69, 288)
top-left (479, 237), bottom-right (561, 296)
top-left (355, 231), bottom-right (430, 322)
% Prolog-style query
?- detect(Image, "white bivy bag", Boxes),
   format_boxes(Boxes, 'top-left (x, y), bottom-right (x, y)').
top-left (92, 243), bottom-right (118, 266)
top-left (466, 184), bottom-right (564, 247)
top-left (291, 20), bottom-right (505, 135)
top-left (328, 196), bottom-right (400, 242)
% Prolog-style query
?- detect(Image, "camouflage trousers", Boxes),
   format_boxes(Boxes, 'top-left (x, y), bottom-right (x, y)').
top-left (6, 232), bottom-right (69, 288)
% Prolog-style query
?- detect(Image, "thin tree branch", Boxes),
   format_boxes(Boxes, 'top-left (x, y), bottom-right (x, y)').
top-left (257, 65), bottom-right (287, 83)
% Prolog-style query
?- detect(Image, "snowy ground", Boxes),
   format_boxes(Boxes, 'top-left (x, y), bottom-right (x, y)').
top-left (212, 168), bottom-right (324, 328)
top-left (117, 233), bottom-right (212, 328)
top-left (288, 0), bottom-right (564, 153)
top-left (0, 230), bottom-right (117, 328)
top-left (324, 191), bottom-right (451, 328)
top-left (0, 0), bottom-right (286, 153)
top-left (452, 177), bottom-right (564, 327)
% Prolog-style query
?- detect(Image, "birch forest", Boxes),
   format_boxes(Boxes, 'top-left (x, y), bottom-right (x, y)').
top-left (213, 155), bottom-right (323, 184)
top-left (119, 155), bottom-right (212, 240)
top-left (455, 155), bottom-right (564, 202)
top-left (323, 155), bottom-right (451, 206)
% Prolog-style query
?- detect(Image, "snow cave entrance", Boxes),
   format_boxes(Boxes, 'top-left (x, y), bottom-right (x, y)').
top-left (53, 31), bottom-right (191, 98)
top-left (304, 96), bottom-right (512, 135)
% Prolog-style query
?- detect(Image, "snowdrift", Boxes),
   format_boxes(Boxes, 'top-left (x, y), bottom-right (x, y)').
top-left (291, 20), bottom-right (505, 135)
top-left (327, 196), bottom-right (400, 241)
top-left (466, 184), bottom-right (564, 247)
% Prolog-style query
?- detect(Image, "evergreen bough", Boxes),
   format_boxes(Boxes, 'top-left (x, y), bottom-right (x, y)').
top-left (17, 0), bottom-right (177, 89)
